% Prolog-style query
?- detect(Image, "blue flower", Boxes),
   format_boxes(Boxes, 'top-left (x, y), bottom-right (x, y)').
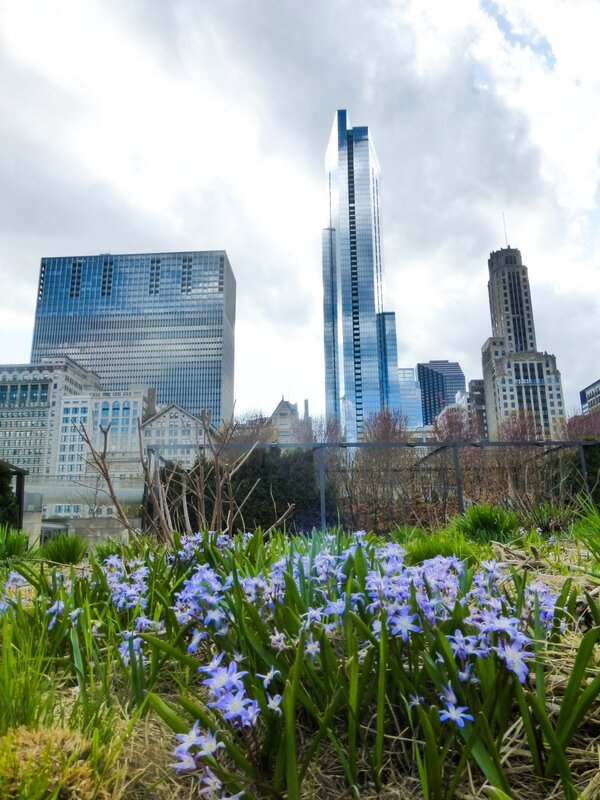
top-left (439, 703), bottom-right (474, 728)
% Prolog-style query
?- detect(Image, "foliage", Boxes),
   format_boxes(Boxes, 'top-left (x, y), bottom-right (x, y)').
top-left (572, 493), bottom-right (600, 568)
top-left (523, 502), bottom-right (576, 535)
top-left (0, 525), bottom-right (30, 563)
top-left (41, 533), bottom-right (88, 565)
top-left (450, 503), bottom-right (521, 544)
top-left (0, 525), bottom-right (598, 798)
top-left (0, 467), bottom-right (19, 529)
top-left (395, 527), bottom-right (489, 565)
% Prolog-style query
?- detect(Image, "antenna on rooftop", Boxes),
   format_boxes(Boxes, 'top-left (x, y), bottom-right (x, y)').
top-left (502, 213), bottom-right (509, 247)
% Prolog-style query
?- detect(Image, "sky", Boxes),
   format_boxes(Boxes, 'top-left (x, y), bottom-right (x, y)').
top-left (1, 0), bottom-right (599, 420)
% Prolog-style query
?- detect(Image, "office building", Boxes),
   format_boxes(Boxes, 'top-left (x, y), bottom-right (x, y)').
top-left (0, 359), bottom-right (101, 476)
top-left (31, 251), bottom-right (236, 423)
top-left (54, 387), bottom-right (150, 480)
top-left (481, 247), bottom-right (564, 439)
top-left (398, 367), bottom-right (423, 430)
top-left (142, 404), bottom-right (206, 470)
top-left (417, 360), bottom-right (466, 426)
top-left (580, 379), bottom-right (600, 414)
top-left (322, 109), bottom-right (401, 441)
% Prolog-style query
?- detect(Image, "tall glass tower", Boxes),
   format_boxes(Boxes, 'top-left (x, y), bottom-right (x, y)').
top-left (322, 109), bottom-right (400, 441)
top-left (31, 251), bottom-right (236, 423)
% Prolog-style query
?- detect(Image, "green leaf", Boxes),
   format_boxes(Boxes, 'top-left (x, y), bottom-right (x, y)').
top-left (416, 706), bottom-right (442, 800)
top-left (528, 694), bottom-right (578, 799)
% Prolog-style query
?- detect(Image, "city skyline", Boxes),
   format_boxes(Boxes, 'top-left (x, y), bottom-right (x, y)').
top-left (1, 2), bottom-right (599, 418)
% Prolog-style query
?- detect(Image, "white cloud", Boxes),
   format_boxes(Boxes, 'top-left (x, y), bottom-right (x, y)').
top-left (0, 0), bottom-right (598, 420)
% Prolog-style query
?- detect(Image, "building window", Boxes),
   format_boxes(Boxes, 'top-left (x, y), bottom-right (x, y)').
top-left (149, 259), bottom-right (161, 295)
top-left (70, 260), bottom-right (83, 298)
top-left (101, 260), bottom-right (114, 297)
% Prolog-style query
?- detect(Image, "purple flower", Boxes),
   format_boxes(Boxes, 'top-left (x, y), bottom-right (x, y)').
top-left (494, 641), bottom-right (530, 683)
top-left (266, 693), bottom-right (283, 716)
top-left (388, 607), bottom-right (420, 641)
top-left (170, 750), bottom-right (197, 773)
top-left (46, 600), bottom-right (64, 630)
top-left (439, 703), bottom-right (474, 728)
top-left (256, 665), bottom-right (280, 688)
top-left (201, 660), bottom-right (248, 698)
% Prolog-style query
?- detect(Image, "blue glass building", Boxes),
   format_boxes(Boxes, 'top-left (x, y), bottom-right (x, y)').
top-left (31, 251), bottom-right (236, 423)
top-left (398, 367), bottom-right (424, 430)
top-left (417, 360), bottom-right (466, 426)
top-left (322, 110), bottom-right (401, 440)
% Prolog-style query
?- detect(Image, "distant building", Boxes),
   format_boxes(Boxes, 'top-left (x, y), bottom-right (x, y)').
top-left (481, 247), bottom-right (564, 439)
top-left (0, 358), bottom-right (101, 476)
top-left (53, 387), bottom-right (150, 479)
top-left (322, 110), bottom-right (400, 440)
top-left (466, 379), bottom-right (487, 439)
top-left (31, 251), bottom-right (236, 422)
top-left (398, 368), bottom-right (423, 429)
top-left (416, 361), bottom-right (466, 426)
top-left (142, 404), bottom-right (206, 470)
top-left (41, 386), bottom-right (151, 519)
top-left (580, 379), bottom-right (600, 414)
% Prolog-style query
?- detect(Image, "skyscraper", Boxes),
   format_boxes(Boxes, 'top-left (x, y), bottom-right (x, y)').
top-left (417, 360), bottom-right (466, 426)
top-left (481, 247), bottom-right (564, 439)
top-left (322, 109), bottom-right (400, 440)
top-left (398, 367), bottom-right (424, 430)
top-left (31, 251), bottom-right (236, 423)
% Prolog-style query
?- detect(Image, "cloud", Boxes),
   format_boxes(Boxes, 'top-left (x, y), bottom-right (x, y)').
top-left (0, 0), bottom-right (598, 419)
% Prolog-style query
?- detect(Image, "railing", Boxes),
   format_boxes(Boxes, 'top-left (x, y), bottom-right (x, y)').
top-left (213, 439), bottom-right (600, 532)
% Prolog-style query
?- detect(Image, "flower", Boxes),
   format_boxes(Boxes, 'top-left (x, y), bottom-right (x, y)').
top-left (256, 665), bottom-right (280, 688)
top-left (439, 703), bottom-right (474, 728)
top-left (201, 660), bottom-right (248, 698)
top-left (266, 693), bottom-right (283, 716)
top-left (170, 750), bottom-right (197, 774)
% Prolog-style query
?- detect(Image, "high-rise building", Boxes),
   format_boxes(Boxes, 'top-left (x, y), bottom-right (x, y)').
top-left (417, 360), bottom-right (466, 426)
top-left (481, 247), bottom-right (564, 439)
top-left (31, 251), bottom-right (236, 423)
top-left (580, 379), bottom-right (600, 414)
top-left (0, 358), bottom-right (101, 476)
top-left (322, 109), bottom-right (400, 440)
top-left (398, 367), bottom-right (423, 430)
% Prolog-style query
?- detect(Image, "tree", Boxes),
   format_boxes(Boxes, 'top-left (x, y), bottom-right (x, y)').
top-left (566, 408), bottom-right (600, 441)
top-left (337, 410), bottom-right (411, 533)
top-left (0, 465), bottom-right (19, 528)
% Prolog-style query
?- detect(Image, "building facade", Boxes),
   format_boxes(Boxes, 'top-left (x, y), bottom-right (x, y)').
top-left (416, 360), bottom-right (466, 426)
top-left (481, 247), bottom-right (564, 439)
top-left (322, 109), bottom-right (401, 441)
top-left (0, 359), bottom-right (101, 477)
top-left (142, 404), bottom-right (206, 470)
top-left (398, 367), bottom-right (424, 430)
top-left (580, 379), bottom-right (600, 414)
top-left (31, 251), bottom-right (236, 423)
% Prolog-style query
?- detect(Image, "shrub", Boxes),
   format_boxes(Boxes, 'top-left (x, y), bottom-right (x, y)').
top-left (572, 494), bottom-right (600, 567)
top-left (92, 538), bottom-right (125, 563)
top-left (450, 503), bottom-right (520, 544)
top-left (402, 528), bottom-right (488, 565)
top-left (41, 534), bottom-right (87, 565)
top-left (0, 524), bottom-right (30, 562)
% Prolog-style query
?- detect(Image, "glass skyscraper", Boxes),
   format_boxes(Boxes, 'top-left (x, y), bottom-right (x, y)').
top-left (31, 251), bottom-right (236, 423)
top-left (322, 109), bottom-right (400, 441)
top-left (417, 360), bottom-right (466, 426)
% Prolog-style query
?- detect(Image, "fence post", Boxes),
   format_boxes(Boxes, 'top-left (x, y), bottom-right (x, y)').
top-left (579, 443), bottom-right (591, 496)
top-left (317, 445), bottom-right (326, 530)
top-left (452, 443), bottom-right (465, 515)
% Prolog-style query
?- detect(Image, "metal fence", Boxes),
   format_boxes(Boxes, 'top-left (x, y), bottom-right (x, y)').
top-left (226, 439), bottom-right (600, 532)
